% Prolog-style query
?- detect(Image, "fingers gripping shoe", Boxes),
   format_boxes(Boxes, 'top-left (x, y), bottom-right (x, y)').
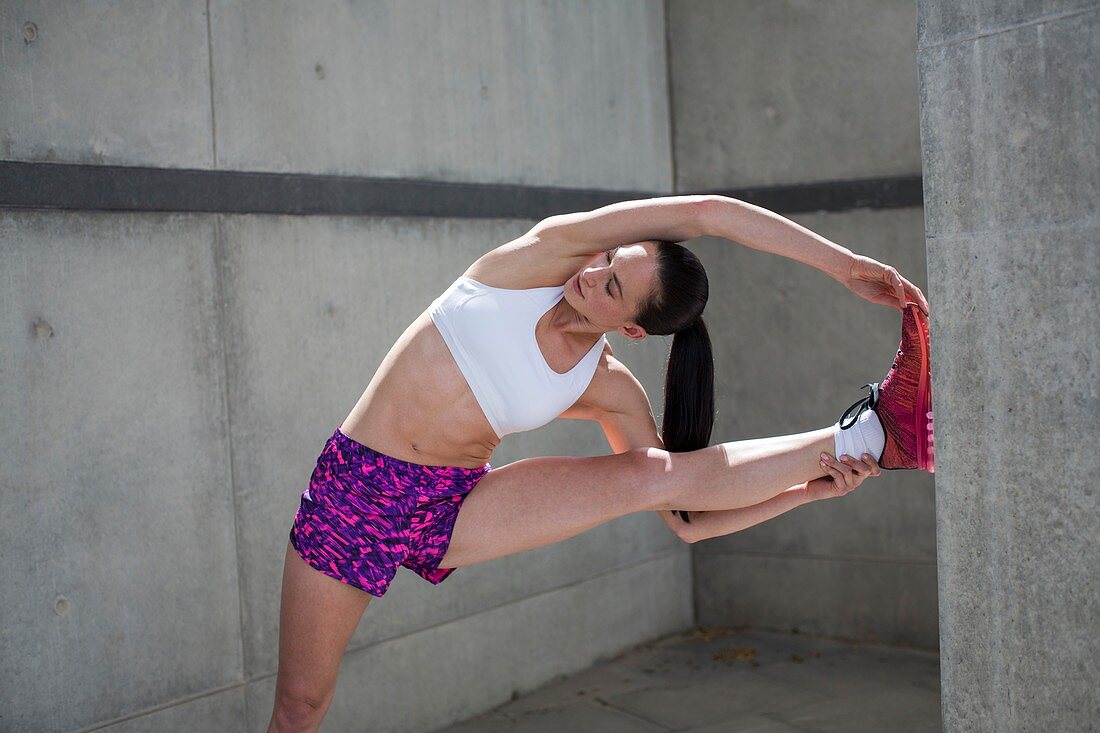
top-left (839, 303), bottom-right (935, 472)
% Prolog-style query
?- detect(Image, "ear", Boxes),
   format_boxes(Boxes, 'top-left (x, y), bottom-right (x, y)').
top-left (619, 323), bottom-right (647, 341)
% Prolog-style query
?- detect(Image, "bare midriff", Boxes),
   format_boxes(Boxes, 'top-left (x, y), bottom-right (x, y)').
top-left (339, 309), bottom-right (502, 470)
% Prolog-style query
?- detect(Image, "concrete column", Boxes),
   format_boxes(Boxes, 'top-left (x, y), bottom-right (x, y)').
top-left (917, 3), bottom-right (1099, 730)
top-left (670, 0), bottom-right (937, 648)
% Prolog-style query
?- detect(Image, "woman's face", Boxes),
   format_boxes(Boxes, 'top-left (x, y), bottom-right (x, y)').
top-left (564, 241), bottom-right (658, 339)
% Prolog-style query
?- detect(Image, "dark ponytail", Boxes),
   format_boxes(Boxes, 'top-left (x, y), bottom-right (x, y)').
top-left (634, 242), bottom-right (715, 523)
top-left (661, 317), bottom-right (715, 454)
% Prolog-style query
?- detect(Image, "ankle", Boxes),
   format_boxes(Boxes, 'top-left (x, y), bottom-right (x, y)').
top-left (833, 410), bottom-right (885, 461)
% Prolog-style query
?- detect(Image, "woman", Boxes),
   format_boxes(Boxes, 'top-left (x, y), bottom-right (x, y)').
top-left (267, 194), bottom-right (933, 732)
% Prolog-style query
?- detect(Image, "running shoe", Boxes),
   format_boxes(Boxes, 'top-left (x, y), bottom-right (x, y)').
top-left (838, 303), bottom-right (935, 472)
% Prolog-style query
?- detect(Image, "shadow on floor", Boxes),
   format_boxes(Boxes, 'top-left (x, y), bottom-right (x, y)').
top-left (435, 626), bottom-right (941, 732)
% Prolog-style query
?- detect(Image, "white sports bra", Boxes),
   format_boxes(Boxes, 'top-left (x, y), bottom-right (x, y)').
top-left (427, 276), bottom-right (607, 439)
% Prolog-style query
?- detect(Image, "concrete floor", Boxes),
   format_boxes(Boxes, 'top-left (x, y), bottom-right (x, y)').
top-left (435, 626), bottom-right (941, 733)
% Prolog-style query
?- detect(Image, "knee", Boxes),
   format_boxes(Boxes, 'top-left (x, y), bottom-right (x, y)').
top-left (271, 684), bottom-right (331, 733)
top-left (656, 508), bottom-right (698, 544)
top-left (626, 447), bottom-right (676, 511)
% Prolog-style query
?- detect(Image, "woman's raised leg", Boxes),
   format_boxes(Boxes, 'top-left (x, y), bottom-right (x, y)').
top-left (266, 542), bottom-right (374, 733)
top-left (440, 424), bottom-right (835, 570)
top-left (665, 425), bottom-right (837, 511)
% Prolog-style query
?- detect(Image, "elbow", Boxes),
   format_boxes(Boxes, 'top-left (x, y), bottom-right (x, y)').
top-left (660, 508), bottom-right (701, 544)
top-left (693, 194), bottom-right (745, 240)
top-left (675, 513), bottom-right (701, 544)
top-left (687, 196), bottom-right (720, 240)
top-left (680, 528), bottom-right (704, 545)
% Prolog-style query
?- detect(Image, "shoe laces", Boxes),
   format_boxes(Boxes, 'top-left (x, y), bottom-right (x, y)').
top-left (839, 382), bottom-right (880, 429)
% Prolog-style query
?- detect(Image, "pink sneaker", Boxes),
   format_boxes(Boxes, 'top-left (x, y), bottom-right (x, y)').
top-left (839, 303), bottom-right (935, 472)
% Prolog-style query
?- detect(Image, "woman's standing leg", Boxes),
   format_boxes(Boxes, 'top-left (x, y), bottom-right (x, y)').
top-left (266, 542), bottom-right (374, 733)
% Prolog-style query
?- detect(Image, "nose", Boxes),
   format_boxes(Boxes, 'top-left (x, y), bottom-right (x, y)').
top-left (582, 264), bottom-right (605, 284)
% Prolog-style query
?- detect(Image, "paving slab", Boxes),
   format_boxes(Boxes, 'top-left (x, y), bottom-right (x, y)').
top-left (435, 626), bottom-right (941, 733)
top-left (604, 667), bottom-right (829, 730)
top-left (754, 643), bottom-right (941, 700)
top-left (772, 686), bottom-right (942, 732)
top-left (476, 702), bottom-right (667, 733)
top-left (683, 716), bottom-right (804, 733)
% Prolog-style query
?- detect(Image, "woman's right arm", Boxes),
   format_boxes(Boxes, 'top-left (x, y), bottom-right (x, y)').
top-left (530, 195), bottom-right (712, 258)
top-left (464, 196), bottom-right (711, 286)
top-left (698, 195), bottom-right (929, 314)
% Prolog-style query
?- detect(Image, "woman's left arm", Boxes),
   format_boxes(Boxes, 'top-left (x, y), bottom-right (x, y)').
top-left (677, 453), bottom-right (881, 543)
top-left (698, 195), bottom-right (929, 315)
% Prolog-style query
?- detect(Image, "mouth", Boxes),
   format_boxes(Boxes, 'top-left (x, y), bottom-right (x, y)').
top-left (574, 274), bottom-right (583, 298)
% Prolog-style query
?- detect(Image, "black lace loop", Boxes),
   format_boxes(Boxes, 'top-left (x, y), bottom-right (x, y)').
top-left (839, 382), bottom-right (880, 430)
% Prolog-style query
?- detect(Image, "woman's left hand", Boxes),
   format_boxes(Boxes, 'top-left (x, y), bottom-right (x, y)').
top-left (809, 452), bottom-right (882, 500)
top-left (843, 254), bottom-right (929, 316)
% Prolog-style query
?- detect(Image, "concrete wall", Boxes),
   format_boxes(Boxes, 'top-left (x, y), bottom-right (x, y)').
top-left (669, 0), bottom-right (938, 648)
top-left (917, 1), bottom-right (1100, 729)
top-left (0, 0), bottom-right (671, 190)
top-left (0, 3), bottom-right (691, 732)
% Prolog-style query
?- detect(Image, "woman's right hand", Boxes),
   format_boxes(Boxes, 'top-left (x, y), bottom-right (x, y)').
top-left (843, 254), bottom-right (930, 316)
top-left (809, 452), bottom-right (881, 500)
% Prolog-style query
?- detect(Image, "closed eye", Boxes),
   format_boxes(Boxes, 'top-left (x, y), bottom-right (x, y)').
top-left (606, 251), bottom-right (613, 295)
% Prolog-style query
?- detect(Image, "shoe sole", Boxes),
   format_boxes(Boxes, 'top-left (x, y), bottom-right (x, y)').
top-left (910, 304), bottom-right (935, 473)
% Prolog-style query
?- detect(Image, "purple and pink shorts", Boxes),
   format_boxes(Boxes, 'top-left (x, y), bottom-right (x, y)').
top-left (289, 427), bottom-right (493, 597)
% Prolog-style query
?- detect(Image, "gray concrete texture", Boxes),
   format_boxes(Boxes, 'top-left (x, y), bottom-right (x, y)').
top-left (669, 0), bottom-right (936, 648)
top-left (247, 552), bottom-right (690, 733)
top-left (209, 0), bottom-right (671, 189)
top-left (916, 1), bottom-right (1100, 730)
top-left (1, 210), bottom-right (690, 732)
top-left (0, 0), bottom-right (672, 190)
top-left (668, 0), bottom-right (922, 191)
top-left (0, 211), bottom-right (242, 732)
top-left (688, 211), bottom-right (936, 648)
top-left (438, 627), bottom-right (941, 732)
top-left (219, 213), bottom-right (689, 682)
top-left (1, 2), bottom-right (686, 730)
top-left (0, 1), bottom-right (948, 731)
top-left (0, 2), bottom-right (214, 168)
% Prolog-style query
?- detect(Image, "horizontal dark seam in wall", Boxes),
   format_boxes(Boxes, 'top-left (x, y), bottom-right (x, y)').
top-left (694, 547), bottom-right (936, 566)
top-left (0, 160), bottom-right (922, 218)
top-left (701, 174), bottom-right (922, 215)
top-left (917, 4), bottom-right (1099, 51)
top-left (71, 680), bottom-right (247, 733)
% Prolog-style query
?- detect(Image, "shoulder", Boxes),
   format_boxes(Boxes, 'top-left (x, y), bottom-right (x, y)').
top-left (578, 342), bottom-right (653, 418)
top-left (558, 343), bottom-right (663, 454)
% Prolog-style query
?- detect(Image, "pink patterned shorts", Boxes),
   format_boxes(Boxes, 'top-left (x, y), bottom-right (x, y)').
top-left (289, 427), bottom-right (492, 597)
